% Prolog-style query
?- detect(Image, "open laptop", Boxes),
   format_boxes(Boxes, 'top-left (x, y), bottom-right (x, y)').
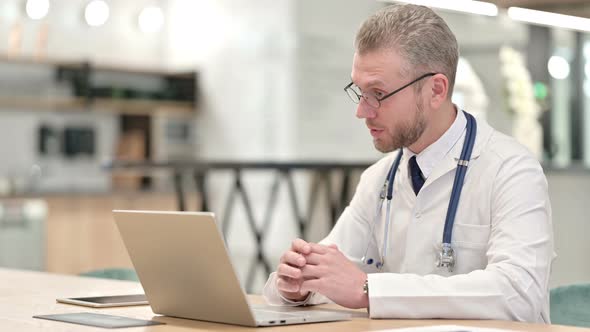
top-left (113, 210), bottom-right (351, 327)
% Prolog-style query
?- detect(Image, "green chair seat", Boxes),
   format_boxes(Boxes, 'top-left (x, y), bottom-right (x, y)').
top-left (550, 283), bottom-right (590, 327)
top-left (79, 268), bottom-right (139, 282)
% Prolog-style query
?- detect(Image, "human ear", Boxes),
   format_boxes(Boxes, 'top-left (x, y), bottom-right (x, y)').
top-left (429, 74), bottom-right (449, 109)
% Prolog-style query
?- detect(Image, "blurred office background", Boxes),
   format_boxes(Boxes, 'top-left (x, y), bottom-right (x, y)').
top-left (0, 0), bottom-right (589, 294)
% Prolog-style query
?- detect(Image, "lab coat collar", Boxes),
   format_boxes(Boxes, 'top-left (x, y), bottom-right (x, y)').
top-left (423, 110), bottom-right (493, 188)
top-left (403, 107), bottom-right (466, 179)
top-left (449, 110), bottom-right (492, 160)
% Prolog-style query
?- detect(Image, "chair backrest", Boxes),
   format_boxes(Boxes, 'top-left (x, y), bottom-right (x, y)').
top-left (550, 283), bottom-right (590, 327)
top-left (79, 268), bottom-right (139, 282)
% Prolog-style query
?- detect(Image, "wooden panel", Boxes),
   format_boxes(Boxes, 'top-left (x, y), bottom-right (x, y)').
top-left (45, 193), bottom-right (199, 275)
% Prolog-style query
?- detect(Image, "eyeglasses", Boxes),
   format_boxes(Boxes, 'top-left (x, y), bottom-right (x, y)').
top-left (344, 73), bottom-right (436, 108)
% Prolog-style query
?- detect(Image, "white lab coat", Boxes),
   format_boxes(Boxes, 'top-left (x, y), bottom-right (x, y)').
top-left (263, 112), bottom-right (554, 323)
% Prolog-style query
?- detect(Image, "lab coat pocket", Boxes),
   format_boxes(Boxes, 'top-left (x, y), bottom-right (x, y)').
top-left (450, 223), bottom-right (490, 273)
top-left (452, 223), bottom-right (490, 249)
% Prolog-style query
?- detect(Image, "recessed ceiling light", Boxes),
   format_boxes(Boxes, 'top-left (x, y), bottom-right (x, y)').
top-left (26, 0), bottom-right (50, 20)
top-left (138, 6), bottom-right (164, 33)
top-left (548, 56), bottom-right (570, 80)
top-left (85, 0), bottom-right (110, 27)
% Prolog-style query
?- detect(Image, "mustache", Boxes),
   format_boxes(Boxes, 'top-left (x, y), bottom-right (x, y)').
top-left (365, 120), bottom-right (383, 129)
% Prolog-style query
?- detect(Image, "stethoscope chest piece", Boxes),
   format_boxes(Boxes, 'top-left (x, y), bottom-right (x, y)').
top-left (437, 243), bottom-right (455, 272)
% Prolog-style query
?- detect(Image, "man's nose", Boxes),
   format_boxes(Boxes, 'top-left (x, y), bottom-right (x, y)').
top-left (356, 99), bottom-right (377, 119)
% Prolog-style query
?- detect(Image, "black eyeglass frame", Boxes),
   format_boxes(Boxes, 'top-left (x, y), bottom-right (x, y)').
top-left (344, 72), bottom-right (437, 108)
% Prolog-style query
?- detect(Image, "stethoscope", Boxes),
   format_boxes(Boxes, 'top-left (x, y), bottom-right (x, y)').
top-left (361, 112), bottom-right (477, 272)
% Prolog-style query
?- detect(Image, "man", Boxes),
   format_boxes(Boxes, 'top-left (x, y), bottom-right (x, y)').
top-left (263, 4), bottom-right (554, 323)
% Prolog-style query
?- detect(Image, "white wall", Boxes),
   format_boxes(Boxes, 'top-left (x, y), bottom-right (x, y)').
top-left (165, 0), bottom-right (297, 160)
top-left (164, 0), bottom-right (384, 162)
top-left (292, 0), bottom-right (383, 161)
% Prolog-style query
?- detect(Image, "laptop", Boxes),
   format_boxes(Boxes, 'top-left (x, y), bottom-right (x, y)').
top-left (113, 210), bottom-right (351, 327)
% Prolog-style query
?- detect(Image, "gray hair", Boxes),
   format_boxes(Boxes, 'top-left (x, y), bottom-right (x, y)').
top-left (355, 4), bottom-right (459, 96)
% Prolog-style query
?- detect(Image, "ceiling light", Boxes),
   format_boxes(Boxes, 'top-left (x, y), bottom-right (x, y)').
top-left (138, 6), bottom-right (164, 33)
top-left (385, 0), bottom-right (498, 17)
top-left (26, 0), bottom-right (50, 20)
top-left (507, 7), bottom-right (590, 33)
top-left (548, 56), bottom-right (570, 80)
top-left (85, 0), bottom-right (109, 27)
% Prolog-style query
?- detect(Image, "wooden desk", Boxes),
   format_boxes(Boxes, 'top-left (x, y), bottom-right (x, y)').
top-left (1, 268), bottom-right (588, 331)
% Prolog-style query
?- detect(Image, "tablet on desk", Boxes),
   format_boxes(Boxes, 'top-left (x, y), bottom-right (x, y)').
top-left (57, 294), bottom-right (148, 308)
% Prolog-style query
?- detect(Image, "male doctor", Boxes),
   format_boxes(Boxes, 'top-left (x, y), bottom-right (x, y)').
top-left (263, 4), bottom-right (554, 323)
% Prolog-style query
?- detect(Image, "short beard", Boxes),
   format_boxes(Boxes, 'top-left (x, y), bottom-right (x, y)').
top-left (374, 99), bottom-right (427, 153)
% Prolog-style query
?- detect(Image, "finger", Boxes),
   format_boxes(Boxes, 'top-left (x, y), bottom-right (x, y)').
top-left (328, 243), bottom-right (338, 250)
top-left (280, 251), bottom-right (306, 267)
top-left (300, 264), bottom-right (323, 279)
top-left (307, 242), bottom-right (329, 254)
top-left (291, 238), bottom-right (311, 255)
top-left (302, 252), bottom-right (324, 265)
top-left (300, 279), bottom-right (323, 295)
top-left (277, 263), bottom-right (302, 279)
top-left (277, 276), bottom-right (301, 293)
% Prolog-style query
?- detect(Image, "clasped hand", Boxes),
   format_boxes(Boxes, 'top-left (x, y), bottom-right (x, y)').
top-left (276, 238), bottom-right (368, 309)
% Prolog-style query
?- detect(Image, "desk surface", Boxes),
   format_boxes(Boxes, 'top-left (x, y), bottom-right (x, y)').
top-left (2, 268), bottom-right (588, 331)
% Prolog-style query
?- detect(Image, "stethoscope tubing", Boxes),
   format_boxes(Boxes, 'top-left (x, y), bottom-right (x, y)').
top-left (442, 113), bottom-right (476, 244)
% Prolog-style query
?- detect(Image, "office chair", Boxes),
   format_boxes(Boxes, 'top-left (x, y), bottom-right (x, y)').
top-left (550, 283), bottom-right (590, 327)
top-left (79, 268), bottom-right (139, 282)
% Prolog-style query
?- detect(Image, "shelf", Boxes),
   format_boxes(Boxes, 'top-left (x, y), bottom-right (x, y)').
top-left (0, 96), bottom-right (86, 111)
top-left (0, 96), bottom-right (195, 115)
top-left (92, 98), bottom-right (194, 115)
top-left (0, 54), bottom-right (198, 115)
top-left (0, 54), bottom-right (193, 77)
